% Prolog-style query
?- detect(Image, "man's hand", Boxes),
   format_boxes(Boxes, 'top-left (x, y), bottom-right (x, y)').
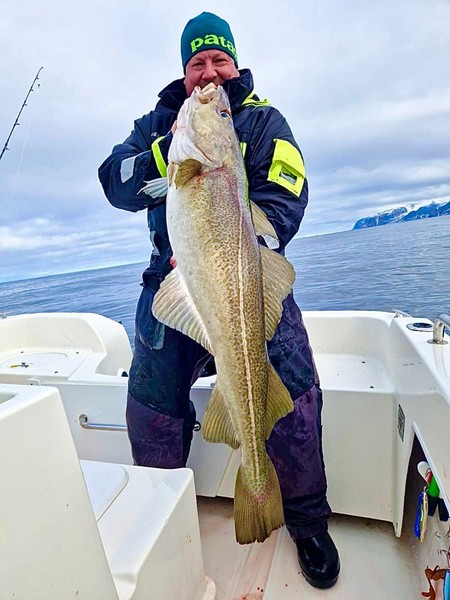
top-left (171, 120), bottom-right (177, 135)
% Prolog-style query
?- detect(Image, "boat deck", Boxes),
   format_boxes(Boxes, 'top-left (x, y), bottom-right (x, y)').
top-left (198, 497), bottom-right (421, 600)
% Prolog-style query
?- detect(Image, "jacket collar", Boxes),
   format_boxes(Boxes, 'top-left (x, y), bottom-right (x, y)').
top-left (157, 69), bottom-right (255, 115)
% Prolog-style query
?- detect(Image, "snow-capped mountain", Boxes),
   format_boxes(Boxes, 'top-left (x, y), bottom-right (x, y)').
top-left (353, 201), bottom-right (450, 230)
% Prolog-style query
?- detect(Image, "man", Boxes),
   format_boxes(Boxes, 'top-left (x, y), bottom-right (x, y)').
top-left (99, 12), bottom-right (340, 589)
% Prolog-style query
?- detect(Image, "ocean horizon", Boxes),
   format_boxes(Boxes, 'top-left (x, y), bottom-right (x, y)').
top-left (1, 215), bottom-right (449, 342)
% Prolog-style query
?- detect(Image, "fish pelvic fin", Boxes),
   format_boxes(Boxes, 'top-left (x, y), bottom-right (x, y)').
top-left (202, 382), bottom-right (240, 450)
top-left (170, 158), bottom-right (202, 189)
top-left (234, 459), bottom-right (284, 544)
top-left (260, 244), bottom-right (296, 341)
top-left (250, 201), bottom-right (279, 249)
top-left (266, 363), bottom-right (294, 438)
top-left (152, 269), bottom-right (213, 354)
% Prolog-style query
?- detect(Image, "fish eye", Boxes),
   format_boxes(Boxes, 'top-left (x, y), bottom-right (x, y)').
top-left (220, 111), bottom-right (230, 118)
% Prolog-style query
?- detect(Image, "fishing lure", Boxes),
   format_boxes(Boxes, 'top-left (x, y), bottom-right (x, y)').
top-left (442, 549), bottom-right (450, 600)
top-left (422, 566), bottom-right (447, 600)
top-left (416, 487), bottom-right (429, 542)
top-left (444, 569), bottom-right (450, 600)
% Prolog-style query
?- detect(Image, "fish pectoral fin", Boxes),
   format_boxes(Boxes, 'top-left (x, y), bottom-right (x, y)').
top-left (260, 245), bottom-right (296, 341)
top-left (234, 460), bottom-right (284, 544)
top-left (152, 269), bottom-right (213, 354)
top-left (174, 158), bottom-right (202, 188)
top-left (167, 162), bottom-right (178, 187)
top-left (250, 201), bottom-right (279, 249)
top-left (266, 363), bottom-right (294, 438)
top-left (202, 382), bottom-right (240, 450)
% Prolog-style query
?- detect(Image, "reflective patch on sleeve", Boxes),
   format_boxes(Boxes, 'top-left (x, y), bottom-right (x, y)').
top-left (120, 156), bottom-right (137, 183)
top-left (267, 138), bottom-right (305, 197)
top-left (241, 92), bottom-right (271, 107)
top-left (151, 136), bottom-right (168, 178)
top-left (149, 230), bottom-right (160, 256)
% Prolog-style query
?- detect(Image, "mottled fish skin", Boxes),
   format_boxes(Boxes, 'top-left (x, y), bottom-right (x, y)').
top-left (153, 84), bottom-right (294, 543)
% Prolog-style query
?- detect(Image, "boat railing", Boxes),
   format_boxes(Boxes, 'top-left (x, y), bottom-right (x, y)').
top-left (428, 314), bottom-right (450, 345)
top-left (79, 413), bottom-right (127, 432)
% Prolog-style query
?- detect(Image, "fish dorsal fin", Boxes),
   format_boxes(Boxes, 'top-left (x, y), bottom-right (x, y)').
top-left (259, 245), bottom-right (296, 341)
top-left (202, 381), bottom-right (240, 449)
top-left (169, 159), bottom-right (202, 189)
top-left (250, 201), bottom-right (279, 249)
top-left (152, 268), bottom-right (213, 354)
top-left (265, 363), bottom-right (294, 438)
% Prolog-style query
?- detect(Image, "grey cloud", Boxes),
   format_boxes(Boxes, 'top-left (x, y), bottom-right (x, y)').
top-left (0, 0), bottom-right (449, 281)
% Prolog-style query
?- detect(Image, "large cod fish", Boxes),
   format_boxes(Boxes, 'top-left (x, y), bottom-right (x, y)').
top-left (151, 83), bottom-right (295, 544)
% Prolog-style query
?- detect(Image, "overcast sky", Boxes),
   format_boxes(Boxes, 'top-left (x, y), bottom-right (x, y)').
top-left (0, 0), bottom-right (449, 282)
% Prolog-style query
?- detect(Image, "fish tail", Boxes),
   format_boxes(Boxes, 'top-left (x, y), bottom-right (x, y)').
top-left (234, 458), bottom-right (284, 544)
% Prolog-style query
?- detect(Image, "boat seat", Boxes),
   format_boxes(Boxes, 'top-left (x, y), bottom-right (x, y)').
top-left (0, 384), bottom-right (214, 600)
top-left (0, 313), bottom-right (133, 384)
top-left (80, 459), bottom-right (214, 600)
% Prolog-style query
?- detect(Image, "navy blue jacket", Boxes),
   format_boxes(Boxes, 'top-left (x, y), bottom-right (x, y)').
top-left (99, 69), bottom-right (317, 401)
top-left (99, 69), bottom-right (308, 284)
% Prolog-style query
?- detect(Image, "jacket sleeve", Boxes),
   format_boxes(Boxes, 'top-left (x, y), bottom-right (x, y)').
top-left (244, 107), bottom-right (308, 250)
top-left (98, 112), bottom-right (172, 212)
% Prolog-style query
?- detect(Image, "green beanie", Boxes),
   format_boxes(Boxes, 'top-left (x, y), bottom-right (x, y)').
top-left (181, 12), bottom-right (238, 71)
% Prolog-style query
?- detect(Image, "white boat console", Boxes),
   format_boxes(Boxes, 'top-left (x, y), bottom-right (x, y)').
top-left (0, 383), bottom-right (215, 600)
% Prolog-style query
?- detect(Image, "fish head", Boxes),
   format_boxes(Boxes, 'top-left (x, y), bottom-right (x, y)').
top-left (168, 83), bottom-right (236, 172)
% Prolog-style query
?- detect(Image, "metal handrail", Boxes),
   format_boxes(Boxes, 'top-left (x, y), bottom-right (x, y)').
top-left (393, 309), bottom-right (412, 318)
top-left (79, 413), bottom-right (202, 432)
top-left (79, 414), bottom-right (127, 432)
top-left (428, 314), bottom-right (450, 345)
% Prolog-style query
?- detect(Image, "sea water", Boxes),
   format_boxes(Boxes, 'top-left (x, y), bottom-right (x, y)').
top-left (1, 216), bottom-right (449, 342)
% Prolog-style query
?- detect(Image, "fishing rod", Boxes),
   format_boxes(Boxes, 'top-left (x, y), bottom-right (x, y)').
top-left (0, 66), bottom-right (43, 163)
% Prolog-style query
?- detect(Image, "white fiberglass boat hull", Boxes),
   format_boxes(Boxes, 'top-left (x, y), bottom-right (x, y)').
top-left (1, 310), bottom-right (449, 599)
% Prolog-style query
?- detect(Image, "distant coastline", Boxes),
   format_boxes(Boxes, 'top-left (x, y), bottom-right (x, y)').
top-left (353, 200), bottom-right (450, 230)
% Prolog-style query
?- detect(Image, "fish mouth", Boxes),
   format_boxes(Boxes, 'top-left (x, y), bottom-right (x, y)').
top-left (194, 84), bottom-right (217, 104)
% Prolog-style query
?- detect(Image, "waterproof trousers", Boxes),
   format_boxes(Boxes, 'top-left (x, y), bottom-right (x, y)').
top-left (126, 282), bottom-right (332, 539)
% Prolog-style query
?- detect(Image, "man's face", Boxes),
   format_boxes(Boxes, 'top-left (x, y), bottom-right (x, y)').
top-left (184, 50), bottom-right (239, 96)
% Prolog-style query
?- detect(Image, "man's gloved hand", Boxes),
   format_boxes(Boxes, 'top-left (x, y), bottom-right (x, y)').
top-left (139, 177), bottom-right (168, 198)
